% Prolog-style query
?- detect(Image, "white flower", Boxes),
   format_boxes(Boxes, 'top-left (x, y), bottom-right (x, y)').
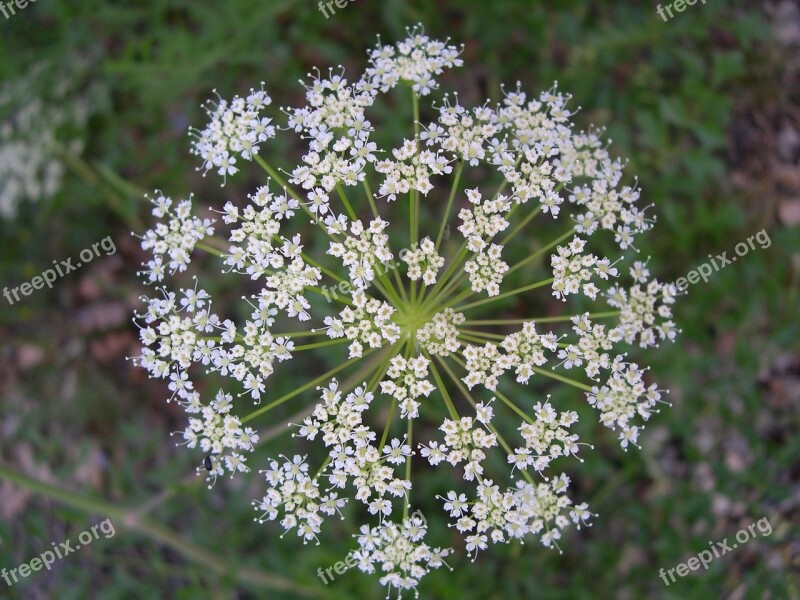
top-left (134, 24), bottom-right (677, 599)
top-left (380, 355), bottom-right (435, 419)
top-left (350, 514), bottom-right (451, 596)
top-left (137, 193), bottom-right (215, 282)
top-left (327, 218), bottom-right (393, 289)
top-left (403, 237), bottom-right (444, 285)
top-left (0, 59), bottom-right (98, 218)
top-left (327, 290), bottom-right (400, 358)
top-left (190, 84), bottom-right (275, 184)
top-left (361, 25), bottom-right (463, 97)
top-left (416, 308), bottom-right (464, 357)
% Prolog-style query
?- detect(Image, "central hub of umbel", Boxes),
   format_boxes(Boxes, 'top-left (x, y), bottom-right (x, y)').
top-left (393, 302), bottom-right (433, 342)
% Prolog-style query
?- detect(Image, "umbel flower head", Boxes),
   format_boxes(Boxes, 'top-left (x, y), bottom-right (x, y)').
top-left (0, 58), bottom-right (99, 219)
top-left (132, 25), bottom-right (678, 598)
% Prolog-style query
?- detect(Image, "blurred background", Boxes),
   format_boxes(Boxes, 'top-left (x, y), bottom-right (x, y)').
top-left (0, 0), bottom-right (798, 598)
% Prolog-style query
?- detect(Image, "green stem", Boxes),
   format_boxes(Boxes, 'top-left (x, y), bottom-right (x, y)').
top-left (507, 228), bottom-right (575, 275)
top-left (196, 242), bottom-right (226, 257)
top-left (459, 328), bottom-right (506, 340)
top-left (336, 184), bottom-right (358, 221)
top-left (464, 311), bottom-right (620, 326)
top-left (366, 346), bottom-right (396, 391)
top-left (390, 259), bottom-right (410, 304)
top-left (314, 455), bottom-right (333, 479)
top-left (424, 263), bottom-right (470, 310)
top-left (403, 417), bottom-right (413, 519)
top-left (492, 388), bottom-right (535, 425)
top-left (439, 287), bottom-right (473, 310)
top-left (301, 253), bottom-right (346, 284)
top-left (363, 178), bottom-right (379, 219)
top-left (500, 205), bottom-right (542, 246)
top-left (412, 91), bottom-right (421, 246)
top-left (455, 277), bottom-right (555, 312)
top-left (253, 155), bottom-right (302, 205)
top-left (242, 353), bottom-right (369, 423)
top-left (420, 241), bottom-right (469, 311)
top-left (527, 365), bottom-right (594, 392)
top-left (0, 465), bottom-right (321, 596)
top-left (293, 338), bottom-right (349, 352)
top-left (378, 399), bottom-right (397, 450)
top-left (426, 352), bottom-right (459, 420)
top-left (490, 164), bottom-right (517, 201)
top-left (375, 257), bottom-right (404, 305)
top-left (274, 330), bottom-right (329, 338)
top-left (410, 192), bottom-right (417, 258)
top-left (373, 276), bottom-right (402, 307)
top-left (457, 333), bottom-right (493, 346)
top-left (436, 161), bottom-right (464, 250)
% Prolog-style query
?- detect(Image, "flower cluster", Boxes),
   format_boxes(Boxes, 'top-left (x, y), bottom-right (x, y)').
top-left (363, 29), bottom-right (463, 96)
top-left (587, 359), bottom-right (664, 449)
top-left (462, 342), bottom-right (508, 391)
top-left (253, 454), bottom-right (337, 543)
top-left (403, 237), bottom-right (445, 285)
top-left (380, 355), bottom-right (436, 419)
top-left (350, 513), bottom-right (452, 594)
top-left (464, 243), bottom-right (509, 296)
top-left (287, 70), bottom-right (374, 202)
top-left (607, 262), bottom-right (678, 348)
top-left (416, 308), bottom-right (464, 357)
top-left (179, 390), bottom-right (259, 487)
top-left (265, 380), bottom-right (414, 541)
top-left (139, 194), bottom-right (215, 283)
top-left (458, 188), bottom-right (511, 252)
top-left (425, 96), bottom-right (503, 165)
top-left (328, 218), bottom-right (393, 289)
top-left (551, 236), bottom-right (606, 301)
top-left (441, 475), bottom-right (591, 558)
top-left (0, 59), bottom-right (100, 218)
top-left (324, 290), bottom-right (401, 358)
top-left (190, 85), bottom-right (275, 182)
top-left (422, 407), bottom-right (497, 481)
top-left (510, 400), bottom-right (582, 474)
top-left (134, 25), bottom-right (678, 598)
top-left (375, 136), bottom-right (453, 201)
top-left (501, 322), bottom-right (559, 384)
